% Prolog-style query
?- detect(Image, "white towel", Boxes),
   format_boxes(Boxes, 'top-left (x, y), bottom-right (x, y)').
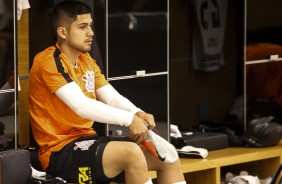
top-left (17, 0), bottom-right (30, 20)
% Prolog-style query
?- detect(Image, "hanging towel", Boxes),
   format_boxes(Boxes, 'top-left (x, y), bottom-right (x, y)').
top-left (17, 0), bottom-right (30, 20)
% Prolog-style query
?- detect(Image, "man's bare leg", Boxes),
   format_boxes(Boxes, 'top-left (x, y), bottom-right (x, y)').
top-left (141, 145), bottom-right (185, 184)
top-left (102, 141), bottom-right (151, 184)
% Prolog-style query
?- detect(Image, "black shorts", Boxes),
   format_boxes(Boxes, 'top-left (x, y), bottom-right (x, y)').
top-left (46, 135), bottom-right (126, 184)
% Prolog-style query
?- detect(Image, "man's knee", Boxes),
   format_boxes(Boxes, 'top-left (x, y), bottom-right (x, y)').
top-left (121, 142), bottom-right (146, 163)
top-left (103, 141), bottom-right (148, 178)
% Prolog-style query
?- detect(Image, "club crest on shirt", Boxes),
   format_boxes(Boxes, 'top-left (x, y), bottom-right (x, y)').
top-left (82, 71), bottom-right (95, 92)
top-left (74, 140), bottom-right (95, 151)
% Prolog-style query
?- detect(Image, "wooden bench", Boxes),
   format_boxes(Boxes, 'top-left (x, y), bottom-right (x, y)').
top-left (150, 142), bottom-right (282, 183)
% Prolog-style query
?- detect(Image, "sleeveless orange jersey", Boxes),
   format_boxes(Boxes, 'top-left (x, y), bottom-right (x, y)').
top-left (28, 44), bottom-right (109, 170)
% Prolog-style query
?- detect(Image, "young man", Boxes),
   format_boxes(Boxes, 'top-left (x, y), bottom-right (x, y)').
top-left (28, 1), bottom-right (186, 184)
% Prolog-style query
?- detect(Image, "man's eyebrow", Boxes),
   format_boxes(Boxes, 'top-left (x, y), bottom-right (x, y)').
top-left (77, 22), bottom-right (90, 26)
top-left (77, 22), bottom-right (93, 26)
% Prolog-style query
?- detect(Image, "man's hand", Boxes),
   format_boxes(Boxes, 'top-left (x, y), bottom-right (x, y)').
top-left (128, 115), bottom-right (149, 144)
top-left (135, 111), bottom-right (156, 130)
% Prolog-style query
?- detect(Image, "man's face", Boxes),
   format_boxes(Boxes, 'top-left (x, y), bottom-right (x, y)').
top-left (66, 13), bottom-right (94, 53)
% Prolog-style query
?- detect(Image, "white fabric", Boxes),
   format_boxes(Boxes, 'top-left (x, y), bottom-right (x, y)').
top-left (144, 178), bottom-right (153, 184)
top-left (173, 181), bottom-right (187, 184)
top-left (55, 82), bottom-right (134, 127)
top-left (31, 165), bottom-right (46, 177)
top-left (96, 84), bottom-right (142, 114)
top-left (170, 124), bottom-right (182, 138)
top-left (230, 175), bottom-right (260, 184)
top-left (145, 130), bottom-right (179, 164)
top-left (17, 0), bottom-right (30, 20)
top-left (177, 146), bottom-right (208, 158)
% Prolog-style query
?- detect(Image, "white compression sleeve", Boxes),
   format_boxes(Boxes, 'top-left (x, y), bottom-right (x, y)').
top-left (173, 181), bottom-right (187, 184)
top-left (55, 82), bottom-right (134, 127)
top-left (96, 84), bottom-right (142, 114)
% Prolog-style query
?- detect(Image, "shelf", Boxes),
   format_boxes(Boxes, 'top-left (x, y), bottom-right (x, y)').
top-left (150, 142), bottom-right (282, 183)
top-left (107, 71), bottom-right (168, 81)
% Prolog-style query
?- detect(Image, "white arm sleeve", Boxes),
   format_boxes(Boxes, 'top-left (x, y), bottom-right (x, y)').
top-left (55, 82), bottom-right (134, 127)
top-left (96, 84), bottom-right (142, 115)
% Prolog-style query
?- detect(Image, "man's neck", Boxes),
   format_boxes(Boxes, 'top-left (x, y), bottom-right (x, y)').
top-left (58, 43), bottom-right (80, 67)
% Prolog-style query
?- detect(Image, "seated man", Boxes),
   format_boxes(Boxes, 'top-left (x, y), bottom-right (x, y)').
top-left (28, 1), bottom-right (186, 184)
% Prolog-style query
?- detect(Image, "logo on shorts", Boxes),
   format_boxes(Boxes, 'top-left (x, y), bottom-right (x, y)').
top-left (74, 140), bottom-right (95, 151)
top-left (82, 71), bottom-right (95, 93)
top-left (78, 167), bottom-right (92, 184)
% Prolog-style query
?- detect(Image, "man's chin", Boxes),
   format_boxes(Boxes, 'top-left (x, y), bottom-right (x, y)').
top-left (81, 47), bottom-right (91, 53)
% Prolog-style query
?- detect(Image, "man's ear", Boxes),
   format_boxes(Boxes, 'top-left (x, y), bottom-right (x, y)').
top-left (57, 27), bottom-right (67, 39)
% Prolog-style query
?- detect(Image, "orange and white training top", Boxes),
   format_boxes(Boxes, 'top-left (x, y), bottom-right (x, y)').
top-left (28, 45), bottom-right (109, 171)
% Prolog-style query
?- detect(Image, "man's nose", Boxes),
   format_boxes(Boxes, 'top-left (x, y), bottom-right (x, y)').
top-left (88, 27), bottom-right (94, 37)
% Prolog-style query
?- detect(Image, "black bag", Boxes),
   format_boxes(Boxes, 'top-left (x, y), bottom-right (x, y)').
top-left (244, 116), bottom-right (282, 147)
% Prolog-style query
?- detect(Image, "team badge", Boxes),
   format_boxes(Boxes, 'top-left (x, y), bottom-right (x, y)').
top-left (82, 71), bottom-right (95, 92)
top-left (74, 140), bottom-right (95, 151)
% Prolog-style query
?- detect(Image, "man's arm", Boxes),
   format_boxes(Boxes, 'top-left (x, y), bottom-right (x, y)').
top-left (55, 82), bottom-right (150, 143)
top-left (96, 84), bottom-right (141, 114)
top-left (96, 84), bottom-right (156, 129)
top-left (55, 82), bottom-right (134, 127)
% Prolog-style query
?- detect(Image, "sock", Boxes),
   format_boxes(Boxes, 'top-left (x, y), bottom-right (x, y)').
top-left (173, 181), bottom-right (187, 184)
top-left (144, 178), bottom-right (153, 184)
top-left (140, 130), bottom-right (178, 164)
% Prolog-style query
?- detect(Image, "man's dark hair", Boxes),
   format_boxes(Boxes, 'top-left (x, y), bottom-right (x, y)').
top-left (51, 1), bottom-right (92, 34)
